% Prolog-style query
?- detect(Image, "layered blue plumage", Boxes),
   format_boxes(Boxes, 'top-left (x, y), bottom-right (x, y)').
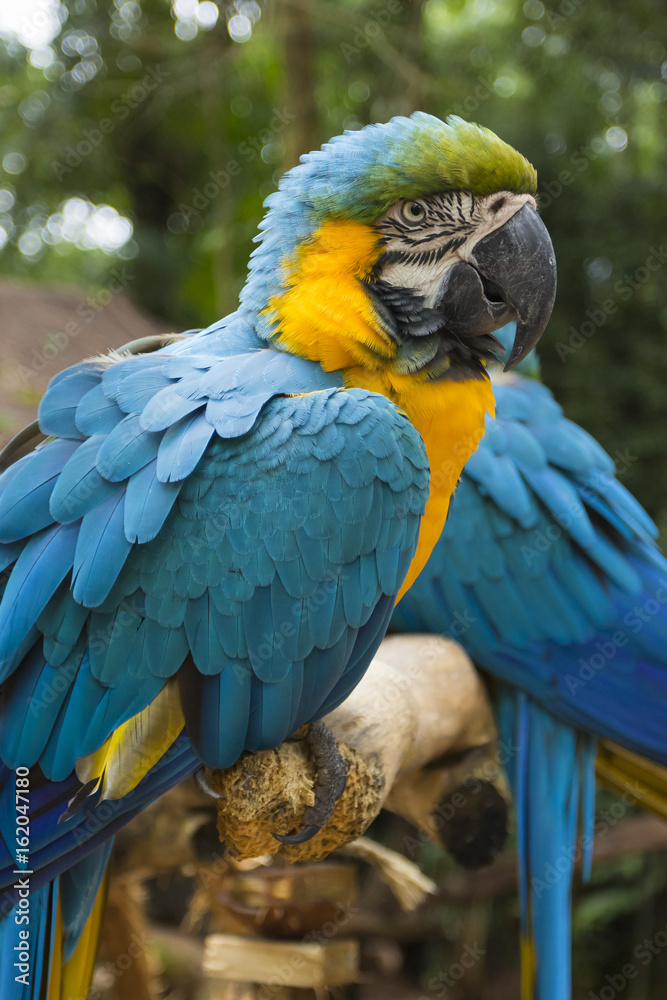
top-left (393, 326), bottom-right (667, 1000)
top-left (0, 324), bottom-right (427, 789)
top-left (0, 324), bottom-right (429, 992)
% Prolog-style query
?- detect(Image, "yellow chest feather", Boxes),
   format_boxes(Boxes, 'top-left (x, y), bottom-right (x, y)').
top-left (266, 218), bottom-right (495, 598)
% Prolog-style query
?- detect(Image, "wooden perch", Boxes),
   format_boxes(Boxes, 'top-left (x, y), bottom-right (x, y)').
top-left (209, 634), bottom-right (502, 863)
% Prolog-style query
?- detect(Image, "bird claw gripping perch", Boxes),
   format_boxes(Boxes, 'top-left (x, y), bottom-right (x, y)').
top-left (273, 720), bottom-right (349, 844)
top-left (195, 766), bottom-right (226, 800)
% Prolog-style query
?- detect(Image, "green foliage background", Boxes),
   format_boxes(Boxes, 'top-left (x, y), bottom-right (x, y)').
top-left (1, 1), bottom-right (667, 995)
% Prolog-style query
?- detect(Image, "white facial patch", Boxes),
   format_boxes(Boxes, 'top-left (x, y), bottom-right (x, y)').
top-left (375, 190), bottom-right (537, 307)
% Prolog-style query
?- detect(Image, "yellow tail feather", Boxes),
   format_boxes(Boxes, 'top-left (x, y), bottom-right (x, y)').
top-left (520, 934), bottom-right (536, 1000)
top-left (596, 742), bottom-right (667, 822)
top-left (57, 872), bottom-right (109, 1000)
top-left (76, 679), bottom-right (184, 801)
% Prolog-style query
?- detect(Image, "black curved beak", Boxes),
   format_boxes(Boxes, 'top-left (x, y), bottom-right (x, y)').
top-left (434, 204), bottom-right (557, 371)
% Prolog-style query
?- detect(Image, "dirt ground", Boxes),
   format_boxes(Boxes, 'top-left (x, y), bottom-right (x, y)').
top-left (0, 277), bottom-right (164, 445)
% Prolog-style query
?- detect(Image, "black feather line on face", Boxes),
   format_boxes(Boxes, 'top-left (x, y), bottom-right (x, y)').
top-left (374, 236), bottom-right (467, 271)
top-left (363, 279), bottom-right (502, 382)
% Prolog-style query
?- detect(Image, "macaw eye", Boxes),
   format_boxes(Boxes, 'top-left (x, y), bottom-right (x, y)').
top-left (400, 200), bottom-right (426, 224)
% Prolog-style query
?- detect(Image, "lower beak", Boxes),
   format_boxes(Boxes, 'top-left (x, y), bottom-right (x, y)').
top-left (435, 204), bottom-right (557, 371)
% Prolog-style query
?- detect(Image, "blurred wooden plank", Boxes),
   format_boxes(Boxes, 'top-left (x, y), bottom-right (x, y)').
top-left (225, 863), bottom-right (358, 908)
top-left (203, 935), bottom-right (359, 986)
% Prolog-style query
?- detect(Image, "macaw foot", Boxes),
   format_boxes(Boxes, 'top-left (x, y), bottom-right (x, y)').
top-left (273, 720), bottom-right (348, 845)
top-left (194, 766), bottom-right (225, 800)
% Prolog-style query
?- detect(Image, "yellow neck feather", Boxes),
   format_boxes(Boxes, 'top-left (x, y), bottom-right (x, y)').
top-left (346, 367), bottom-right (494, 599)
top-left (266, 219), bottom-right (495, 599)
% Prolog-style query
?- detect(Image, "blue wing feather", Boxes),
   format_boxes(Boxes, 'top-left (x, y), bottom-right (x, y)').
top-left (0, 523), bottom-right (78, 680)
top-left (38, 366), bottom-right (103, 439)
top-left (49, 434), bottom-right (115, 523)
top-left (156, 411), bottom-right (216, 483)
top-left (60, 840), bottom-right (114, 959)
top-left (75, 382), bottom-right (124, 436)
top-left (0, 439), bottom-right (78, 543)
top-left (72, 490), bottom-right (131, 607)
top-left (123, 460), bottom-right (182, 544)
top-left (95, 414), bottom-right (161, 482)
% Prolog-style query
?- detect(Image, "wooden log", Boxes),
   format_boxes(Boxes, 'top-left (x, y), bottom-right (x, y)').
top-left (197, 860), bottom-right (362, 998)
top-left (209, 634), bottom-right (501, 863)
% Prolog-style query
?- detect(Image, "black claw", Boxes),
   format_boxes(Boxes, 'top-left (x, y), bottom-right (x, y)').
top-left (272, 720), bottom-right (348, 845)
top-left (273, 824), bottom-right (322, 845)
top-left (194, 766), bottom-right (225, 800)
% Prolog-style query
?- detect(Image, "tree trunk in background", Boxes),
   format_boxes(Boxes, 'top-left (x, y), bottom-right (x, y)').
top-left (277, 0), bottom-right (319, 170)
top-left (401, 0), bottom-right (428, 113)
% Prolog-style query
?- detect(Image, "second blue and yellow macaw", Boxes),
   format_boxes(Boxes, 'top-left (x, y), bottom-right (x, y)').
top-left (0, 114), bottom-right (556, 996)
top-left (394, 323), bottom-right (667, 1000)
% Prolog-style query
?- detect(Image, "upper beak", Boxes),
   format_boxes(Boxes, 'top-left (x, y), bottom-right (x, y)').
top-left (434, 204), bottom-right (557, 371)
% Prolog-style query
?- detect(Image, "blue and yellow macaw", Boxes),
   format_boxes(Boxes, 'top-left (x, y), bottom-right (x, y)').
top-left (393, 323), bottom-right (667, 1000)
top-left (0, 114), bottom-right (556, 996)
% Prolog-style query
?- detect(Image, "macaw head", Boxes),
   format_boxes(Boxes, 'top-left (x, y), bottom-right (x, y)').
top-left (243, 112), bottom-right (556, 382)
